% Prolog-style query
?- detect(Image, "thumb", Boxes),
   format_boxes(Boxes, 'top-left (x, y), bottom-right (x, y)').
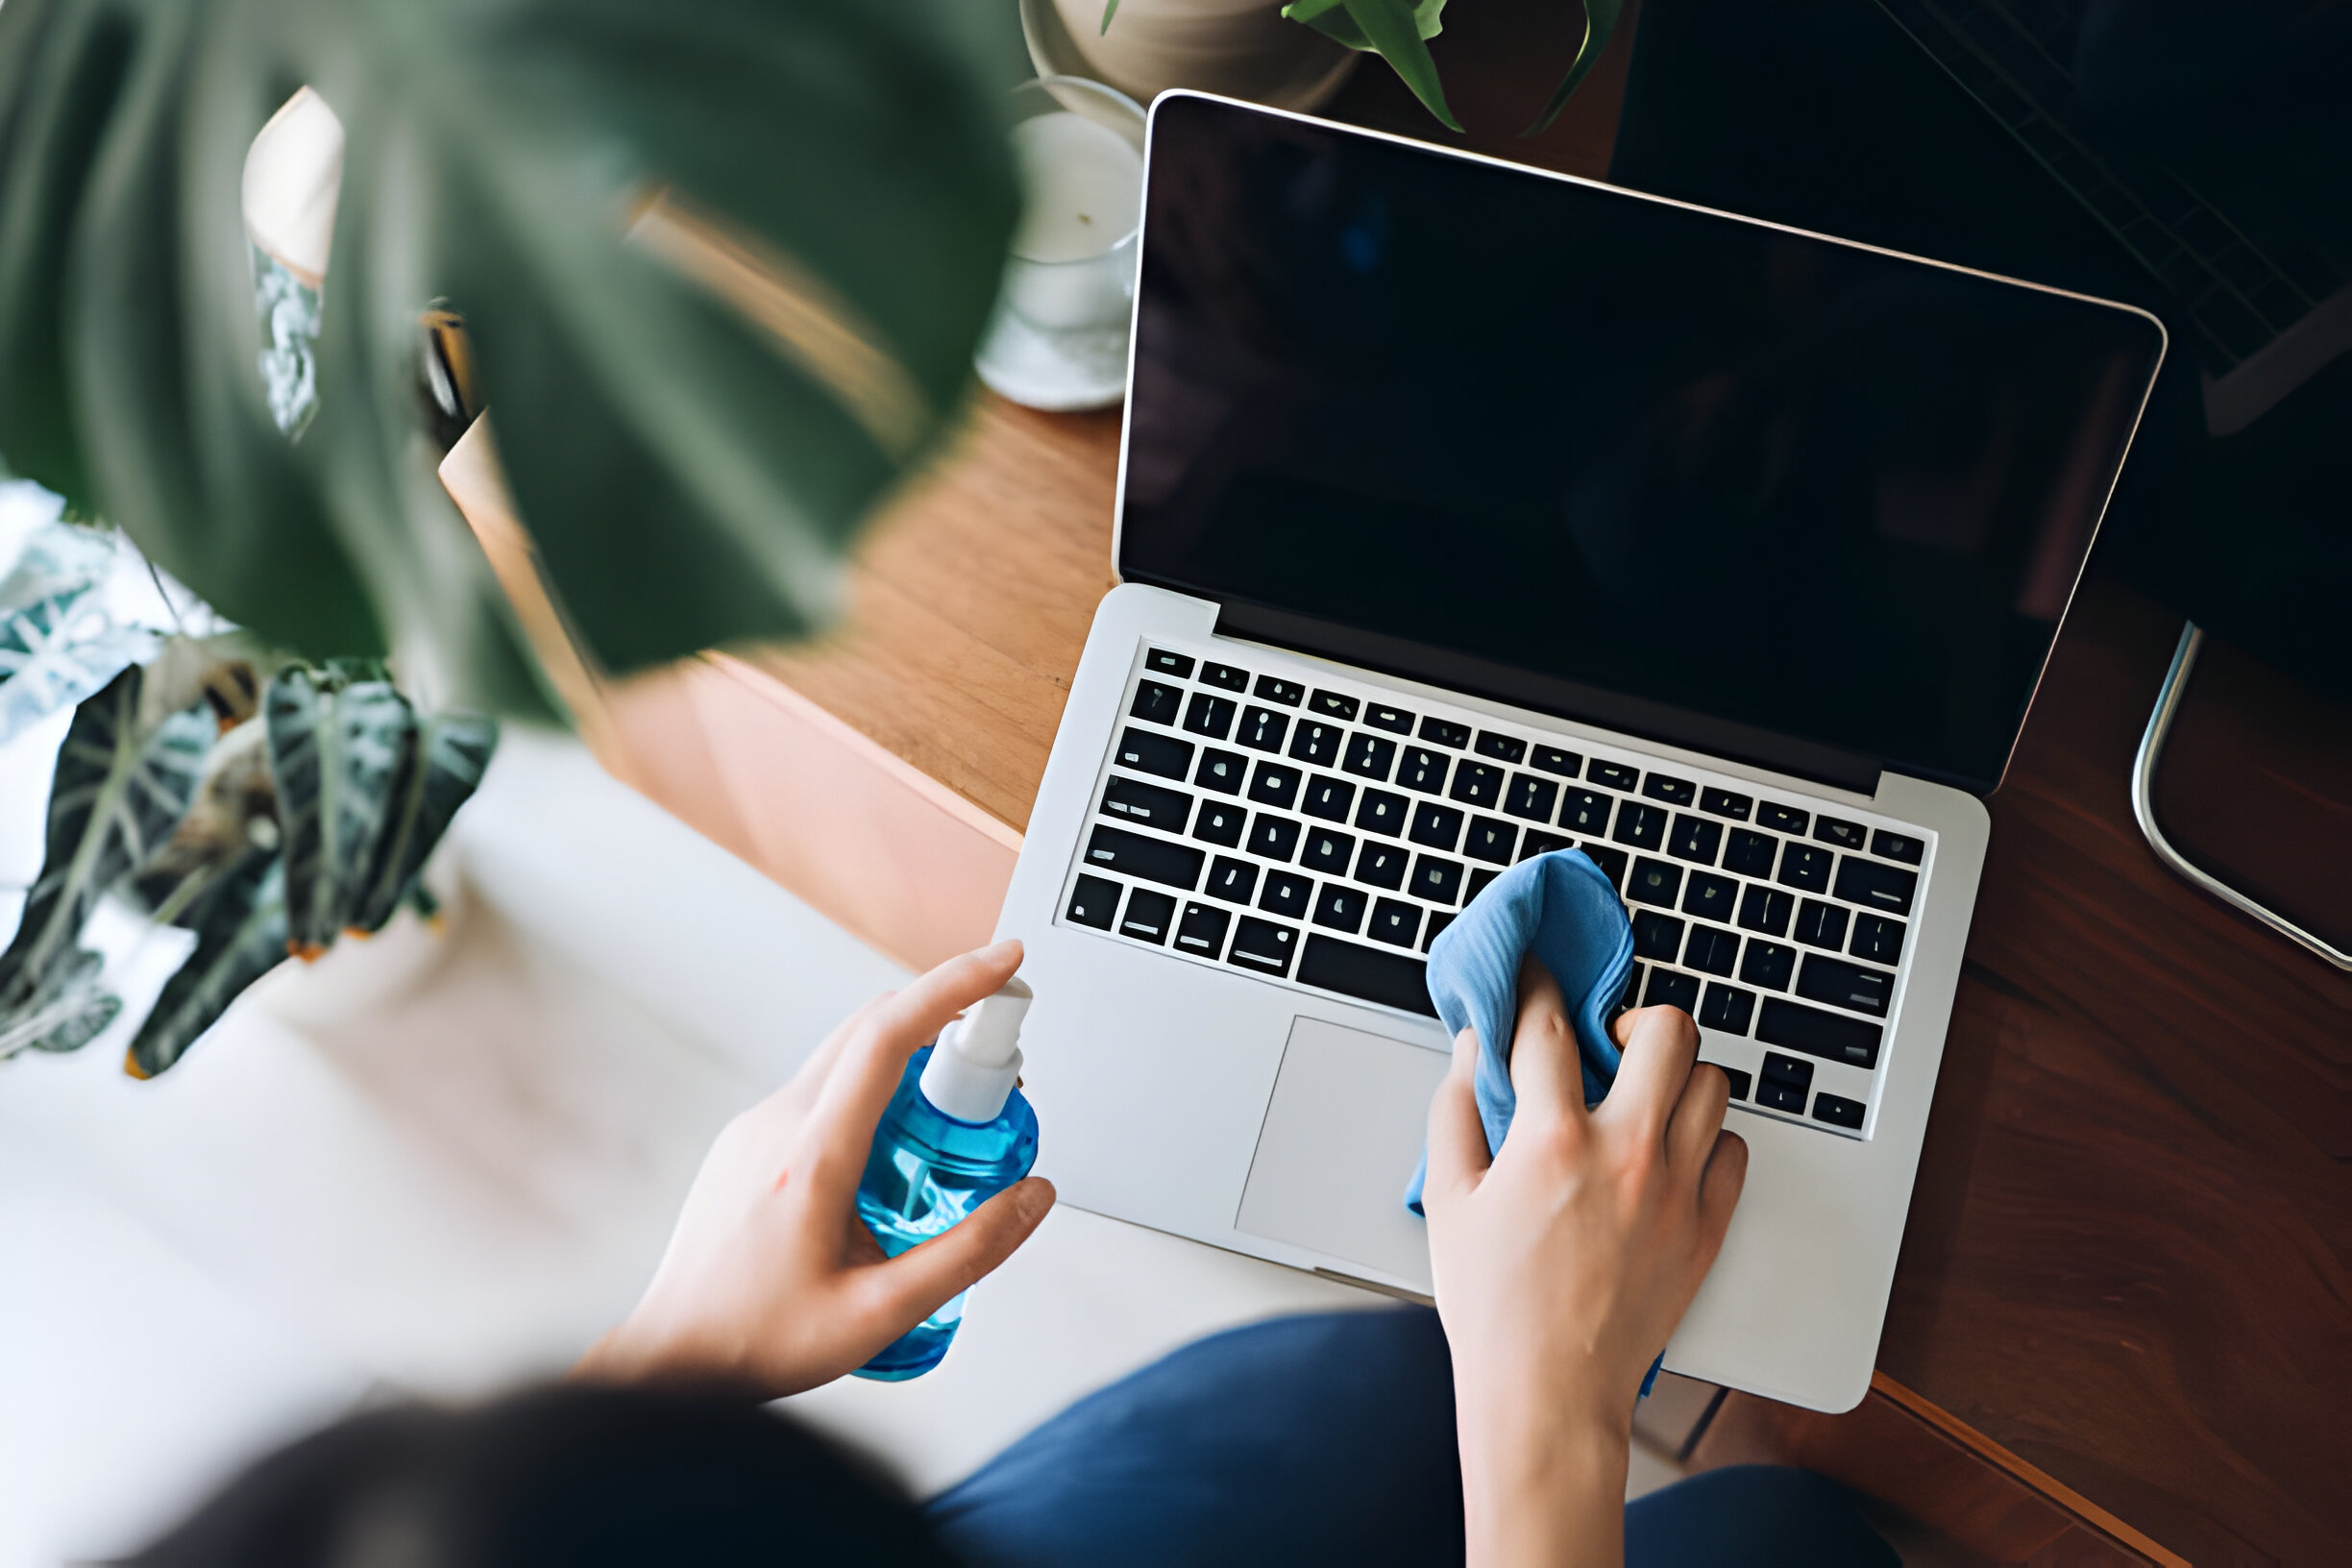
top-left (868, 1177), bottom-right (1056, 1328)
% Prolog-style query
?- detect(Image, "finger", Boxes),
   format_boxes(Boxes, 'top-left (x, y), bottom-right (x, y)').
top-left (1503, 954), bottom-right (1583, 1124)
top-left (1695, 1129), bottom-right (1750, 1261)
top-left (859, 1176), bottom-right (1055, 1333)
top-left (1596, 1005), bottom-right (1698, 1142)
top-left (1423, 1028), bottom-right (1491, 1205)
top-left (798, 940), bottom-right (1025, 1208)
top-left (1667, 1061), bottom-right (1732, 1178)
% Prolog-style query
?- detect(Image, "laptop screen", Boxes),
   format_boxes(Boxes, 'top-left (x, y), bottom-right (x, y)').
top-left (1115, 95), bottom-right (2165, 794)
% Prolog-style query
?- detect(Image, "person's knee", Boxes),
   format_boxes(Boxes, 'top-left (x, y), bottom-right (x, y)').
top-left (1627, 1465), bottom-right (1898, 1568)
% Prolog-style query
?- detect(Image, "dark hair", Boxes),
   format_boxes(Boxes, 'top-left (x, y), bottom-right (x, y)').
top-left (123, 1383), bottom-right (959, 1567)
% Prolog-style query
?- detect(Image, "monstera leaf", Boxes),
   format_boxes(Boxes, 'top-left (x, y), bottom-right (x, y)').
top-left (0, 0), bottom-right (1023, 707)
top-left (126, 849), bottom-right (285, 1079)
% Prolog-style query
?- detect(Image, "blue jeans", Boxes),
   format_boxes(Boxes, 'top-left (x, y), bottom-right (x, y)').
top-left (928, 1309), bottom-right (1895, 1568)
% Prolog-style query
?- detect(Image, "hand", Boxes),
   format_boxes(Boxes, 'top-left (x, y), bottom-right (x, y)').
top-left (1421, 964), bottom-right (1748, 1568)
top-left (576, 940), bottom-right (1055, 1399)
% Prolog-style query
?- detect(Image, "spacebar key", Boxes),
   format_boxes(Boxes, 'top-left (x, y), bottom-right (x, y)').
top-left (1083, 825), bottom-right (1205, 891)
top-left (1297, 935), bottom-right (1438, 1017)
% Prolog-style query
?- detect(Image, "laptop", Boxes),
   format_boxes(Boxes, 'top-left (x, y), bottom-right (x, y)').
top-left (995, 91), bottom-right (2165, 1413)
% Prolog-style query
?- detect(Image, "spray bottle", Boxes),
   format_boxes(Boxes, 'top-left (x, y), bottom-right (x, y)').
top-left (852, 978), bottom-right (1041, 1381)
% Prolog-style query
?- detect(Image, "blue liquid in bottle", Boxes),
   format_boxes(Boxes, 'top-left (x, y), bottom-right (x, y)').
top-left (853, 982), bottom-right (1040, 1381)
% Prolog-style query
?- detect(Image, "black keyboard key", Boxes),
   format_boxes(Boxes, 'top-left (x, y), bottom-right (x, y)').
top-left (1835, 857), bottom-right (1919, 917)
top-left (1237, 706), bottom-right (1289, 753)
top-left (1369, 898), bottom-right (1422, 947)
top-left (1356, 789), bottom-right (1408, 837)
top-left (1632, 909), bottom-right (1685, 960)
top-left (1300, 826), bottom-right (1356, 875)
top-left (1200, 661), bottom-right (1249, 692)
top-left (1700, 983), bottom-right (1755, 1034)
top-left (1191, 799), bottom-right (1246, 848)
top-left (1699, 787), bottom-right (1752, 821)
top-left (1504, 773), bottom-right (1558, 822)
top-left (1254, 674), bottom-right (1305, 706)
top-left (1722, 828), bottom-right (1777, 878)
top-left (1519, 829), bottom-right (1574, 860)
top-left (1644, 968), bottom-right (1701, 1013)
top-left (1531, 745), bottom-right (1582, 777)
top-left (1476, 731), bottom-right (1528, 763)
top-left (1204, 856), bottom-right (1259, 905)
top-left (1363, 702), bottom-right (1415, 735)
top-left (1777, 843), bottom-right (1833, 893)
top-left (1101, 775), bottom-right (1191, 834)
top-left (1228, 917), bottom-right (1298, 977)
top-left (1409, 800), bottom-right (1465, 850)
top-left (1354, 841), bottom-right (1409, 890)
top-left (1182, 692), bottom-right (1236, 740)
top-left (1797, 954), bottom-right (1894, 1017)
top-left (1683, 924), bottom-right (1740, 976)
top-left (1449, 761), bottom-right (1504, 808)
top-left (1737, 885), bottom-right (1794, 937)
top-left (1740, 940), bottom-right (1796, 991)
top-left (1580, 844), bottom-right (1629, 889)
top-left (1682, 870), bottom-right (1738, 923)
top-left (1247, 815), bottom-right (1301, 862)
top-left (1871, 829), bottom-right (1924, 866)
top-left (1463, 817), bottom-right (1517, 866)
top-left (1398, 747), bottom-right (1450, 794)
top-left (1175, 901), bottom-right (1231, 957)
top-left (1117, 727), bottom-right (1192, 781)
top-left (1628, 857), bottom-right (1683, 908)
top-left (1793, 898), bottom-right (1849, 950)
top-left (1313, 882), bottom-right (1367, 934)
top-left (1643, 773), bottom-right (1697, 806)
top-left (1342, 733), bottom-right (1397, 782)
top-left (1465, 867), bottom-right (1501, 902)
top-left (1194, 747), bottom-right (1246, 794)
top-left (1418, 717), bottom-right (1471, 748)
top-left (1560, 790), bottom-right (1613, 835)
top-left (1087, 825), bottom-right (1204, 890)
top-left (1410, 854), bottom-right (1465, 905)
top-left (1259, 870), bottom-right (1311, 919)
top-left (1757, 999), bottom-right (1883, 1069)
top-left (1119, 888), bottom-right (1176, 944)
top-left (1301, 775), bottom-right (1355, 822)
top-left (1247, 761), bottom-right (1301, 811)
top-left (1588, 760), bottom-right (1640, 791)
top-left (1850, 914), bottom-right (1906, 966)
top-left (1814, 816), bottom-right (1867, 850)
top-left (1613, 802), bottom-right (1668, 850)
top-left (1130, 679), bottom-right (1182, 725)
top-left (1144, 649), bottom-right (1194, 679)
top-left (1288, 721), bottom-right (1344, 767)
top-left (1297, 934), bottom-right (1436, 1017)
top-left (1423, 911), bottom-right (1457, 950)
top-left (1667, 814), bottom-right (1723, 866)
top-left (1757, 802), bottom-right (1808, 834)
top-left (1812, 1092), bottom-right (1866, 1130)
top-left (1717, 1064), bottom-right (1753, 1100)
top-left (1066, 873), bottom-right (1120, 930)
top-left (1756, 1051), bottom-right (1812, 1112)
top-left (1309, 690), bottom-right (1360, 722)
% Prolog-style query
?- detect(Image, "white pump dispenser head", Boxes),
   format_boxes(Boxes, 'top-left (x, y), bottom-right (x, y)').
top-left (919, 977), bottom-right (1032, 1124)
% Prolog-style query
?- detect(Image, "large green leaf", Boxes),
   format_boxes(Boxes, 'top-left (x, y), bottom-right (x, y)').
top-left (0, 0), bottom-right (1023, 705)
top-left (349, 708), bottom-right (496, 935)
top-left (0, 664), bottom-right (211, 1014)
top-left (0, 948), bottom-right (120, 1059)
top-left (126, 848), bottom-right (284, 1078)
top-left (263, 664), bottom-right (412, 956)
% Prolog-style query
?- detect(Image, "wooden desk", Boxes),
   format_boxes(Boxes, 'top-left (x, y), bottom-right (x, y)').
top-left (446, 8), bottom-right (2350, 1559)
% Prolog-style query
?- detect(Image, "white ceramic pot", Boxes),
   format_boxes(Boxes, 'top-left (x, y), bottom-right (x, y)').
top-left (1024, 0), bottom-right (1359, 112)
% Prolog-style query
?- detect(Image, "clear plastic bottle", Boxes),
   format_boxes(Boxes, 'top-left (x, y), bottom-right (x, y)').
top-left (852, 979), bottom-right (1040, 1381)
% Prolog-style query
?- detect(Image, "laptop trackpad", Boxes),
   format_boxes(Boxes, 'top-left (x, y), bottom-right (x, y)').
top-left (1236, 1017), bottom-right (1449, 1292)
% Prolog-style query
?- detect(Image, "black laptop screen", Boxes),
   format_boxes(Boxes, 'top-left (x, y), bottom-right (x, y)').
top-left (1116, 95), bottom-right (2165, 792)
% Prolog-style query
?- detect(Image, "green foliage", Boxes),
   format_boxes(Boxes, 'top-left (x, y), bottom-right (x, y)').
top-left (128, 850), bottom-right (284, 1078)
top-left (266, 663), bottom-right (413, 955)
top-left (0, 0), bottom-right (1024, 706)
top-left (1277, 0), bottom-right (1620, 137)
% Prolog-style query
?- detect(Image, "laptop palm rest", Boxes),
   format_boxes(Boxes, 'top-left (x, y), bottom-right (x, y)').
top-left (1236, 1017), bottom-right (1450, 1291)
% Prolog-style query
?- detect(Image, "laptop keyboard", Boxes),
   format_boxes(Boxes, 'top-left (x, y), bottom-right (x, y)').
top-left (1057, 643), bottom-right (1936, 1139)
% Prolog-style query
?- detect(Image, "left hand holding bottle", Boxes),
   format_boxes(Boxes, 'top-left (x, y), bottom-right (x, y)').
top-left (576, 939), bottom-right (1056, 1399)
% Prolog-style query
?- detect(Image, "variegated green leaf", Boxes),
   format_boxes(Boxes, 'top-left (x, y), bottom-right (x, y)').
top-left (127, 850), bottom-right (284, 1078)
top-left (0, 589), bottom-right (161, 743)
top-left (0, 946), bottom-right (120, 1059)
top-left (264, 665), bottom-right (414, 956)
top-left (0, 665), bottom-right (212, 1014)
top-left (349, 709), bottom-right (496, 935)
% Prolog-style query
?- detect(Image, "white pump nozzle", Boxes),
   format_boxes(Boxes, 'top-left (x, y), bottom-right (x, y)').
top-left (919, 977), bottom-right (1032, 1123)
